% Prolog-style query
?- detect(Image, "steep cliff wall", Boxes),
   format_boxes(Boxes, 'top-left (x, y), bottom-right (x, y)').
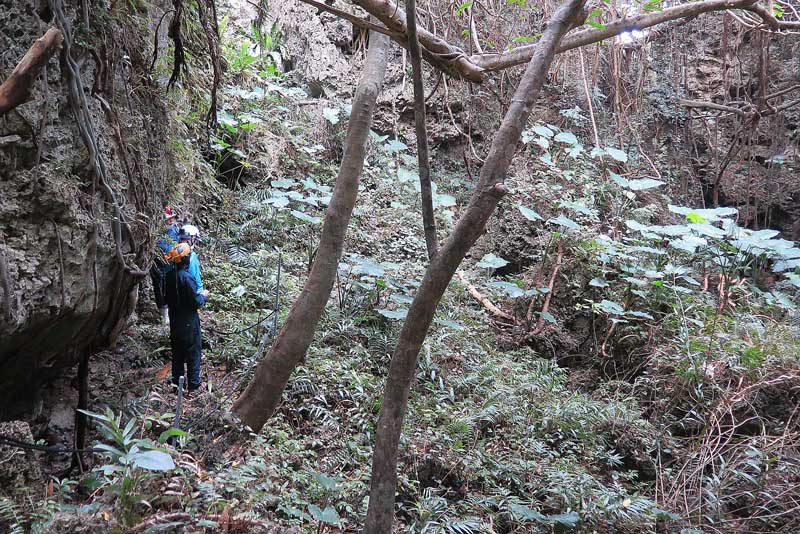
top-left (0, 0), bottom-right (179, 418)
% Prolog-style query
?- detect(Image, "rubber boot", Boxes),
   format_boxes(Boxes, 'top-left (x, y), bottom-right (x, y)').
top-left (160, 307), bottom-right (170, 328)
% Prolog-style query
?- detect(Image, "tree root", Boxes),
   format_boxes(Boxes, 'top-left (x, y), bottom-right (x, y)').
top-left (529, 241), bottom-right (564, 337)
top-left (456, 270), bottom-right (515, 323)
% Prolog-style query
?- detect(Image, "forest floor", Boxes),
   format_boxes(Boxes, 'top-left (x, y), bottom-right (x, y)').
top-left (4, 5), bottom-right (800, 533)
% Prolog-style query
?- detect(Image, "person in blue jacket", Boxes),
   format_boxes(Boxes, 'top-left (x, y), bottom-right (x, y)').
top-left (150, 206), bottom-right (181, 326)
top-left (177, 224), bottom-right (205, 294)
top-left (164, 243), bottom-right (207, 392)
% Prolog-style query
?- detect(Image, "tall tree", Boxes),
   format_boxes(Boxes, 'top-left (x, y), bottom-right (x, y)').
top-left (363, 0), bottom-right (587, 531)
top-left (405, 0), bottom-right (438, 259)
top-left (232, 27), bottom-right (391, 431)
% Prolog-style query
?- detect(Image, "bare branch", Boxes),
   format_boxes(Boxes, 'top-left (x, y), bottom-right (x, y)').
top-left (293, 0), bottom-right (404, 39)
top-left (0, 28), bottom-right (63, 116)
top-left (472, 0), bottom-right (760, 72)
top-left (352, 0), bottom-right (485, 82)
top-left (766, 84), bottom-right (800, 101)
top-left (742, 3), bottom-right (800, 29)
top-left (678, 98), bottom-right (750, 116)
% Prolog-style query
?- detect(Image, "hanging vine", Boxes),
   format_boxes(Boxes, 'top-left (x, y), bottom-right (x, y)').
top-left (48, 0), bottom-right (148, 277)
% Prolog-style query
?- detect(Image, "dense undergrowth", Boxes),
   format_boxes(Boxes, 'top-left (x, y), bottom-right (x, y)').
top-left (3, 4), bottom-right (800, 534)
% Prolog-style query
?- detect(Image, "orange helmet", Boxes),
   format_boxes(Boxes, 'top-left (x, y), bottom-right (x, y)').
top-left (165, 242), bottom-right (191, 264)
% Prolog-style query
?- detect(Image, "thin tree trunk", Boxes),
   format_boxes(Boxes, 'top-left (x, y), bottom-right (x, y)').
top-left (363, 1), bottom-right (585, 531)
top-left (231, 28), bottom-right (391, 432)
top-left (70, 350), bottom-right (89, 472)
top-left (406, 0), bottom-right (437, 259)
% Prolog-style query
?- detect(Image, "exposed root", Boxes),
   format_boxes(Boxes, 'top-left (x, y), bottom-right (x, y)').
top-left (457, 270), bottom-right (515, 323)
top-left (529, 241), bottom-right (564, 336)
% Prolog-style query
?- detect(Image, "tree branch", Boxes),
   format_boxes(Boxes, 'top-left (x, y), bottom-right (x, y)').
top-left (472, 0), bottom-right (760, 73)
top-left (352, 0), bottom-right (485, 82)
top-left (742, 3), bottom-right (800, 29)
top-left (292, 0), bottom-right (404, 40)
top-left (0, 28), bottom-right (63, 116)
top-left (678, 98), bottom-right (750, 116)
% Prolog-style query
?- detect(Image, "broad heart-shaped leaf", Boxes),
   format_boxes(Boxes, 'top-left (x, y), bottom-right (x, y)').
top-left (397, 167), bottom-right (418, 183)
top-left (434, 318), bottom-right (465, 330)
top-left (390, 293), bottom-right (413, 305)
top-left (547, 214), bottom-right (581, 230)
top-left (130, 450), bottom-right (175, 471)
top-left (289, 210), bottom-right (320, 224)
top-left (609, 171), bottom-right (629, 187)
top-left (597, 299), bottom-right (625, 315)
top-left (566, 144), bottom-right (584, 158)
top-left (604, 146), bottom-right (628, 162)
top-left (377, 308), bottom-right (408, 320)
top-left (627, 178), bottom-right (665, 190)
top-left (554, 131), bottom-right (578, 145)
top-left (532, 124), bottom-right (555, 138)
top-left (510, 504), bottom-right (547, 522)
top-left (384, 139), bottom-right (408, 152)
top-left (685, 212), bottom-right (707, 224)
top-left (351, 258), bottom-right (384, 276)
top-left (307, 504), bottom-right (340, 524)
top-left (670, 235), bottom-right (707, 253)
top-left (533, 136), bottom-right (550, 150)
top-left (773, 258), bottom-right (800, 272)
top-left (518, 204), bottom-right (543, 221)
top-left (539, 311), bottom-right (557, 324)
top-left (689, 223), bottom-right (726, 238)
top-left (476, 253), bottom-right (509, 269)
top-left (590, 146), bottom-right (606, 158)
top-left (267, 196), bottom-right (290, 208)
top-left (487, 281), bottom-right (525, 298)
top-left (270, 178), bottom-right (295, 189)
top-left (216, 110), bottom-right (237, 127)
top-left (434, 193), bottom-right (456, 208)
top-left (668, 204), bottom-right (737, 222)
top-left (558, 200), bottom-right (597, 217)
top-left (322, 107), bottom-right (340, 124)
top-left (312, 472), bottom-right (340, 491)
top-left (548, 511), bottom-right (580, 527)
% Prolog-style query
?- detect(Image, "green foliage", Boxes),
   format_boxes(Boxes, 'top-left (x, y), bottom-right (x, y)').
top-left (81, 409), bottom-right (177, 525)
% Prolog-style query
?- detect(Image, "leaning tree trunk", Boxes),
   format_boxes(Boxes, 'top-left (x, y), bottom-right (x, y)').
top-left (231, 28), bottom-right (391, 431)
top-left (363, 1), bottom-right (586, 531)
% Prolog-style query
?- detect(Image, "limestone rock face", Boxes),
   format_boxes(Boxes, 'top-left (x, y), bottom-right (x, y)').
top-left (0, 421), bottom-right (42, 493)
top-left (267, 0), bottom-right (356, 96)
top-left (0, 0), bottom-right (177, 418)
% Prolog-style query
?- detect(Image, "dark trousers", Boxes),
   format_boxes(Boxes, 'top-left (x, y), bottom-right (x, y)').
top-left (169, 313), bottom-right (203, 391)
top-left (150, 263), bottom-right (167, 309)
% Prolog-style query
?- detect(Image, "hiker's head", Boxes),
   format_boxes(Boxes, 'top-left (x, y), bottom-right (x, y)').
top-left (165, 242), bottom-right (191, 267)
top-left (179, 224), bottom-right (200, 247)
top-left (164, 205), bottom-right (176, 226)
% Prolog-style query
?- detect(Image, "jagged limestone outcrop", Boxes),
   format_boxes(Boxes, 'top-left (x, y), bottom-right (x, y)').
top-left (0, 0), bottom-right (178, 418)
